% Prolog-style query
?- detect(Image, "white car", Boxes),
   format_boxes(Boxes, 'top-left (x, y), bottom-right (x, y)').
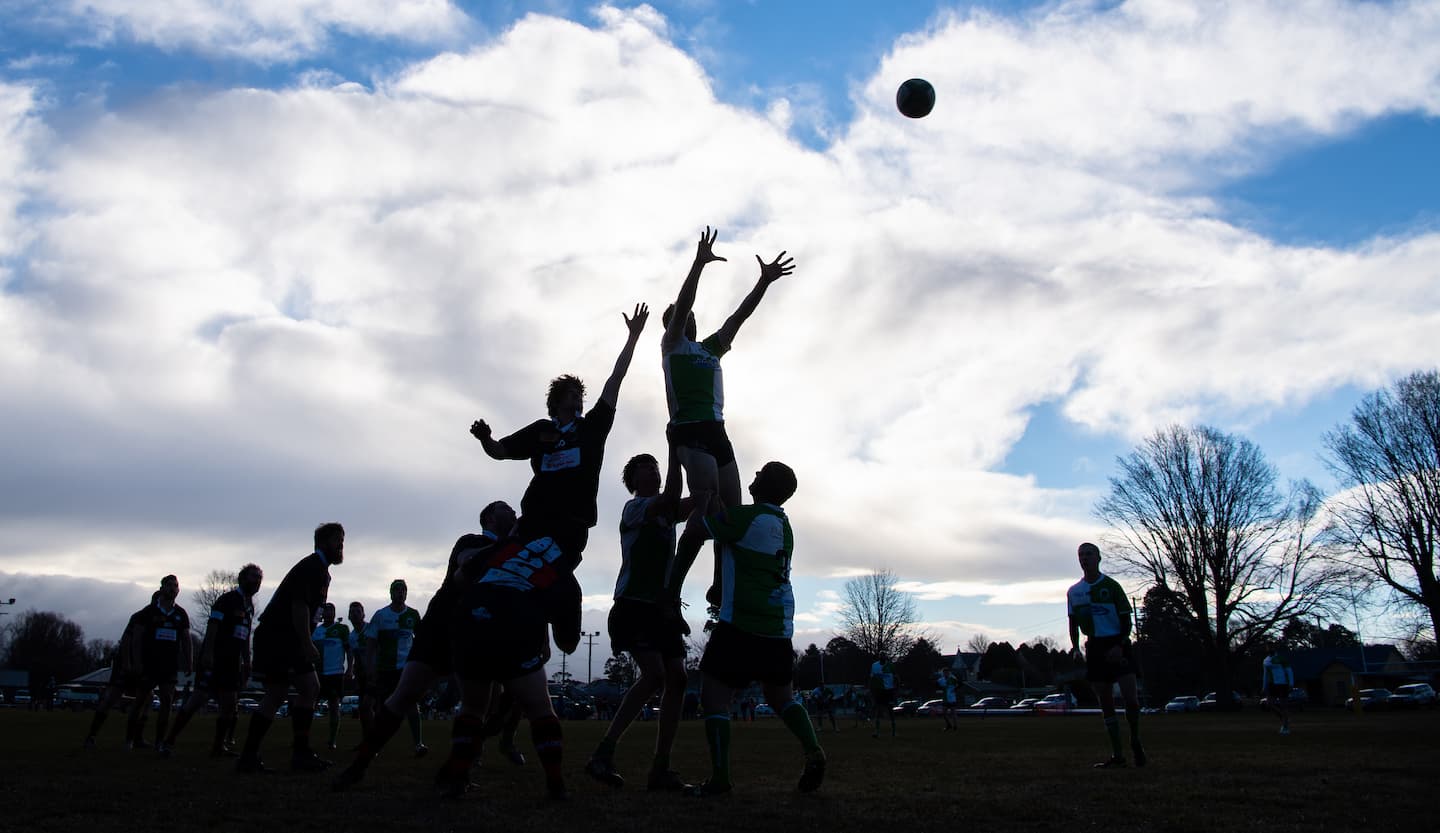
top-left (1035, 693), bottom-right (1077, 712)
top-left (1164, 695), bottom-right (1200, 713)
top-left (1389, 683), bottom-right (1437, 707)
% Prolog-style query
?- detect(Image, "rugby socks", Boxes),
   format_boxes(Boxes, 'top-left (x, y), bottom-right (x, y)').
top-left (357, 703), bottom-right (405, 762)
top-left (240, 713), bottom-right (273, 761)
top-left (292, 704), bottom-right (315, 753)
top-left (593, 736), bottom-right (618, 761)
top-left (438, 713), bottom-right (485, 784)
top-left (703, 714), bottom-right (732, 787)
top-left (781, 701), bottom-right (823, 756)
top-left (1103, 715), bottom-right (1123, 758)
top-left (530, 715), bottom-right (565, 793)
top-left (328, 707), bottom-right (341, 746)
top-left (211, 715), bottom-right (232, 753)
top-left (407, 707), bottom-right (423, 745)
top-left (1125, 706), bottom-right (1141, 745)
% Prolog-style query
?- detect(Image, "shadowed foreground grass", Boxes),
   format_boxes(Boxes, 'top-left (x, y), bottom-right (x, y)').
top-left (1, 707), bottom-right (1432, 832)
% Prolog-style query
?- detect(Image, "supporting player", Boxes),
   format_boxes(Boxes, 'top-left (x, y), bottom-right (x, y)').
top-left (312, 603), bottom-right (350, 750)
top-left (668, 462), bottom-right (826, 796)
top-left (367, 580), bottom-right (425, 756)
top-left (1067, 542), bottom-right (1146, 768)
top-left (345, 601), bottom-right (373, 739)
top-left (82, 610), bottom-right (145, 748)
top-left (456, 303), bottom-right (649, 800)
top-left (869, 655), bottom-right (899, 738)
top-left (661, 227), bottom-right (795, 603)
top-left (335, 500), bottom-right (516, 792)
top-left (937, 667), bottom-right (960, 731)
top-left (1262, 650), bottom-right (1295, 735)
top-left (128, 575), bottom-right (192, 750)
top-left (160, 564), bottom-right (262, 757)
top-left (585, 448), bottom-right (695, 791)
top-left (236, 522), bottom-right (345, 774)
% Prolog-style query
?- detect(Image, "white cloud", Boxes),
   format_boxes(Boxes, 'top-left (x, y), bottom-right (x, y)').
top-left (7, 0), bottom-right (474, 62)
top-left (2, 2), bottom-right (1439, 648)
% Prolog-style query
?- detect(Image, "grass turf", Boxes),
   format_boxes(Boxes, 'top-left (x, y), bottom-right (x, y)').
top-left (1, 707), bottom-right (1432, 832)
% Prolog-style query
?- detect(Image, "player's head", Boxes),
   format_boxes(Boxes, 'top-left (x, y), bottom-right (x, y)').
top-left (321, 602), bottom-right (336, 624)
top-left (479, 500), bottom-right (517, 537)
top-left (622, 453), bottom-right (661, 496)
top-left (389, 579), bottom-right (407, 606)
top-left (315, 522), bottom-right (345, 564)
top-left (1077, 542), bottom-right (1101, 577)
top-left (662, 304), bottom-right (698, 341)
top-left (546, 374), bottom-right (586, 422)
top-left (749, 461), bottom-right (797, 506)
top-left (238, 563), bottom-right (263, 597)
top-left (348, 601), bottom-right (365, 625)
top-left (159, 574), bottom-right (179, 604)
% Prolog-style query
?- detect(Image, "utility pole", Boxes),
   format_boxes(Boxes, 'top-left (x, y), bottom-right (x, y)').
top-left (583, 631), bottom-right (601, 683)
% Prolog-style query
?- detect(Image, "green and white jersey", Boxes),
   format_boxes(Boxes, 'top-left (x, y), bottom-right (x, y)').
top-left (1262, 655), bottom-right (1294, 687)
top-left (614, 495), bottom-right (675, 604)
top-left (706, 503), bottom-right (794, 638)
top-left (663, 335), bottom-right (729, 424)
top-left (311, 621), bottom-right (349, 676)
top-left (1067, 573), bottom-right (1130, 639)
top-left (366, 605), bottom-right (420, 671)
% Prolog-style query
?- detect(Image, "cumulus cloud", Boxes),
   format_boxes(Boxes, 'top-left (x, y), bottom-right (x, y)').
top-left (4, 0), bottom-right (474, 62)
top-left (2, 2), bottom-right (1439, 654)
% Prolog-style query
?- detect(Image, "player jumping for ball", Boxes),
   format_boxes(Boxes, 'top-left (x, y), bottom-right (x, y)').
top-left (662, 227), bottom-right (794, 605)
top-left (1067, 542), bottom-right (1147, 768)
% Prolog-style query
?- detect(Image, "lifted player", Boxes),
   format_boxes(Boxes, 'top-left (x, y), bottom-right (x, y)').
top-left (1068, 542), bottom-right (1146, 768)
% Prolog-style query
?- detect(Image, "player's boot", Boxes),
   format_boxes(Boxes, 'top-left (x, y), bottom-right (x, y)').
top-left (156, 742), bottom-right (172, 758)
top-left (414, 742), bottom-right (429, 758)
top-left (501, 743), bottom-right (526, 766)
top-left (685, 779), bottom-right (733, 798)
top-left (434, 760), bottom-right (476, 799)
top-left (291, 749), bottom-right (333, 772)
top-left (1092, 756), bottom-right (1127, 768)
top-left (585, 755), bottom-right (625, 788)
top-left (646, 768), bottom-right (691, 792)
top-left (797, 751), bottom-right (827, 793)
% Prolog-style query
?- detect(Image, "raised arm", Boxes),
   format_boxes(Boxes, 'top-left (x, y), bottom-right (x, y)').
top-left (712, 251), bottom-right (794, 348)
top-left (468, 419), bottom-right (511, 459)
top-left (647, 439), bottom-right (686, 522)
top-left (598, 303), bottom-right (649, 408)
top-left (662, 227), bottom-right (726, 350)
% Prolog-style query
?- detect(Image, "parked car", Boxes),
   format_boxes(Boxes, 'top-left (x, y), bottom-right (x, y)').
top-left (12, 689), bottom-right (31, 705)
top-left (1198, 691), bottom-right (1245, 711)
top-left (1164, 695), bottom-right (1200, 713)
top-left (969, 696), bottom-right (1013, 710)
top-left (1344, 688), bottom-right (1393, 710)
top-left (1009, 698), bottom-right (1041, 711)
top-left (551, 694), bottom-right (593, 720)
top-left (1035, 693), bottom-right (1077, 713)
top-left (339, 695), bottom-right (361, 716)
top-left (1388, 683), bottom-right (1437, 708)
top-left (1259, 688), bottom-right (1308, 712)
top-left (753, 703), bottom-right (776, 717)
top-left (915, 699), bottom-right (948, 715)
top-left (56, 688), bottom-right (101, 711)
top-left (237, 698), bottom-right (260, 713)
top-left (891, 699), bottom-right (922, 715)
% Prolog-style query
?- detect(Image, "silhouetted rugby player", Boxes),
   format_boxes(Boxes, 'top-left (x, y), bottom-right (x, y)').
top-left (236, 522), bottom-right (344, 774)
top-left (129, 575), bottom-right (192, 750)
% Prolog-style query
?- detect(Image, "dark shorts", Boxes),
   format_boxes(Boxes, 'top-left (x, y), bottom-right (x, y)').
top-left (406, 619), bottom-right (454, 676)
top-left (608, 598), bottom-right (687, 660)
top-left (197, 663), bottom-right (244, 693)
top-left (252, 623), bottom-right (315, 683)
top-left (1085, 636), bottom-right (1138, 684)
top-left (452, 586), bottom-right (552, 683)
top-left (1268, 683), bottom-right (1292, 700)
top-left (872, 689), bottom-right (896, 708)
top-left (699, 622), bottom-right (793, 689)
top-left (319, 674), bottom-right (344, 701)
top-left (667, 421), bottom-right (736, 468)
top-left (374, 669), bottom-right (404, 700)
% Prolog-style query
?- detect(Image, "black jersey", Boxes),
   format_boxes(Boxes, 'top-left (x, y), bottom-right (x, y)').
top-left (498, 400), bottom-right (615, 545)
top-left (137, 603), bottom-right (190, 676)
top-left (208, 588), bottom-right (255, 662)
top-left (257, 552), bottom-right (331, 636)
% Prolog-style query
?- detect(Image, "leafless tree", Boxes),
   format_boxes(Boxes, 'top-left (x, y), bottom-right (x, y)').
top-left (190, 569), bottom-right (237, 639)
top-left (1096, 425), bottom-right (1342, 705)
top-left (837, 569), bottom-right (925, 660)
top-left (1323, 370), bottom-right (1440, 643)
top-left (964, 633), bottom-right (992, 655)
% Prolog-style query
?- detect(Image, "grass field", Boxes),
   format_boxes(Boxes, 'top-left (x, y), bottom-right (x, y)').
top-left (1, 707), bottom-right (1433, 832)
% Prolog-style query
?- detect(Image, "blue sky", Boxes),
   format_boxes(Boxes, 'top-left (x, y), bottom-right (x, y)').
top-left (1, 1), bottom-right (1438, 672)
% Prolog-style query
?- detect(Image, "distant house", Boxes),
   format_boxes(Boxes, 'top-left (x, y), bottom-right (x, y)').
top-left (1286, 645), bottom-right (1407, 706)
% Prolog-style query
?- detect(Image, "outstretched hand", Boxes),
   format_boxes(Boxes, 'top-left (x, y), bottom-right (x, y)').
top-left (624, 302), bottom-right (649, 337)
top-left (756, 251), bottom-right (795, 283)
top-left (695, 226), bottom-right (726, 266)
top-left (470, 420), bottom-right (492, 441)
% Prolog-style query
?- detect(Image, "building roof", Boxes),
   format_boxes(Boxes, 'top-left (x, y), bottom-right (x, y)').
top-left (1287, 645), bottom-right (1404, 680)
